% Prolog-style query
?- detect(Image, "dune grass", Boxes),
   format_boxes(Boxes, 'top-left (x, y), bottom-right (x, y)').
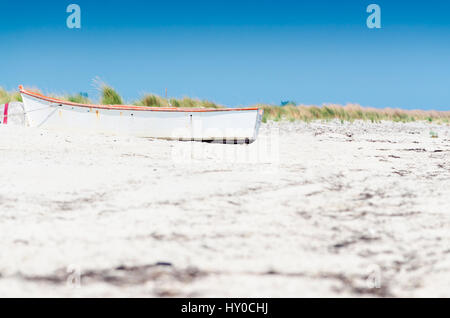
top-left (134, 94), bottom-right (170, 107)
top-left (3, 85), bottom-right (450, 124)
top-left (0, 87), bottom-right (23, 103)
top-left (57, 83), bottom-right (220, 109)
top-left (66, 93), bottom-right (91, 104)
top-left (100, 85), bottom-right (123, 105)
top-left (134, 94), bottom-right (220, 109)
top-left (260, 103), bottom-right (450, 124)
top-left (48, 92), bottom-right (92, 104)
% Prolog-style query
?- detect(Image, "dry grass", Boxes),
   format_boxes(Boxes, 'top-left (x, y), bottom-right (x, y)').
top-left (135, 94), bottom-right (220, 109)
top-left (260, 103), bottom-right (450, 124)
top-left (0, 87), bottom-right (22, 103)
top-left (134, 94), bottom-right (170, 107)
top-left (48, 92), bottom-right (92, 104)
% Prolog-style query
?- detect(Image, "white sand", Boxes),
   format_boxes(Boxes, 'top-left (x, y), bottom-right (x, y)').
top-left (0, 120), bottom-right (449, 297)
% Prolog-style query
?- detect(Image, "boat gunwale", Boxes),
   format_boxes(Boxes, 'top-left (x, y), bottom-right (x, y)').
top-left (19, 85), bottom-right (259, 113)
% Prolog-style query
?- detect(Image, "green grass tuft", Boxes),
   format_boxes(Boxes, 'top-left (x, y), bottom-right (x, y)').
top-left (101, 85), bottom-right (123, 105)
top-left (136, 94), bottom-right (169, 107)
top-left (0, 87), bottom-right (23, 103)
top-left (66, 93), bottom-right (91, 104)
top-left (169, 98), bottom-right (180, 107)
top-left (135, 94), bottom-right (220, 109)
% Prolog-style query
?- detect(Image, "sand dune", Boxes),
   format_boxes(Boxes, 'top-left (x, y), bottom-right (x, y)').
top-left (0, 120), bottom-right (449, 297)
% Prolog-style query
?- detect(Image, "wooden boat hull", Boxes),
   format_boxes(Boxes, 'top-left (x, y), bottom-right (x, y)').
top-left (20, 87), bottom-right (263, 143)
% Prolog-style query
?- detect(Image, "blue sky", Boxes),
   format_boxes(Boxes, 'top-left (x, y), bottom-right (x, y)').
top-left (1, 0), bottom-right (450, 109)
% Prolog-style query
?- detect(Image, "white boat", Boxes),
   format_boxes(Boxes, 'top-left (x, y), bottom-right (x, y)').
top-left (19, 86), bottom-right (263, 144)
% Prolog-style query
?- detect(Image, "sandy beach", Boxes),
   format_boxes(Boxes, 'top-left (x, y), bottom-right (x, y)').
top-left (0, 120), bottom-right (449, 297)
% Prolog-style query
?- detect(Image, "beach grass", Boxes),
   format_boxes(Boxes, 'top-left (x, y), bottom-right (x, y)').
top-left (48, 93), bottom-right (92, 104)
top-left (0, 87), bottom-right (23, 103)
top-left (66, 93), bottom-right (91, 104)
top-left (134, 94), bottom-right (170, 107)
top-left (135, 94), bottom-right (220, 109)
top-left (259, 103), bottom-right (450, 124)
top-left (3, 85), bottom-right (450, 123)
top-left (100, 85), bottom-right (123, 105)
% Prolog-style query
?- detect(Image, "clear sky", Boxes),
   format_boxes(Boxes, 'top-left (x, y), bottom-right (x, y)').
top-left (1, 0), bottom-right (449, 109)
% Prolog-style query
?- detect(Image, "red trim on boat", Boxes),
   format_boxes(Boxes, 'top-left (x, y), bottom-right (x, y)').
top-left (3, 103), bottom-right (8, 124)
top-left (18, 85), bottom-right (258, 113)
